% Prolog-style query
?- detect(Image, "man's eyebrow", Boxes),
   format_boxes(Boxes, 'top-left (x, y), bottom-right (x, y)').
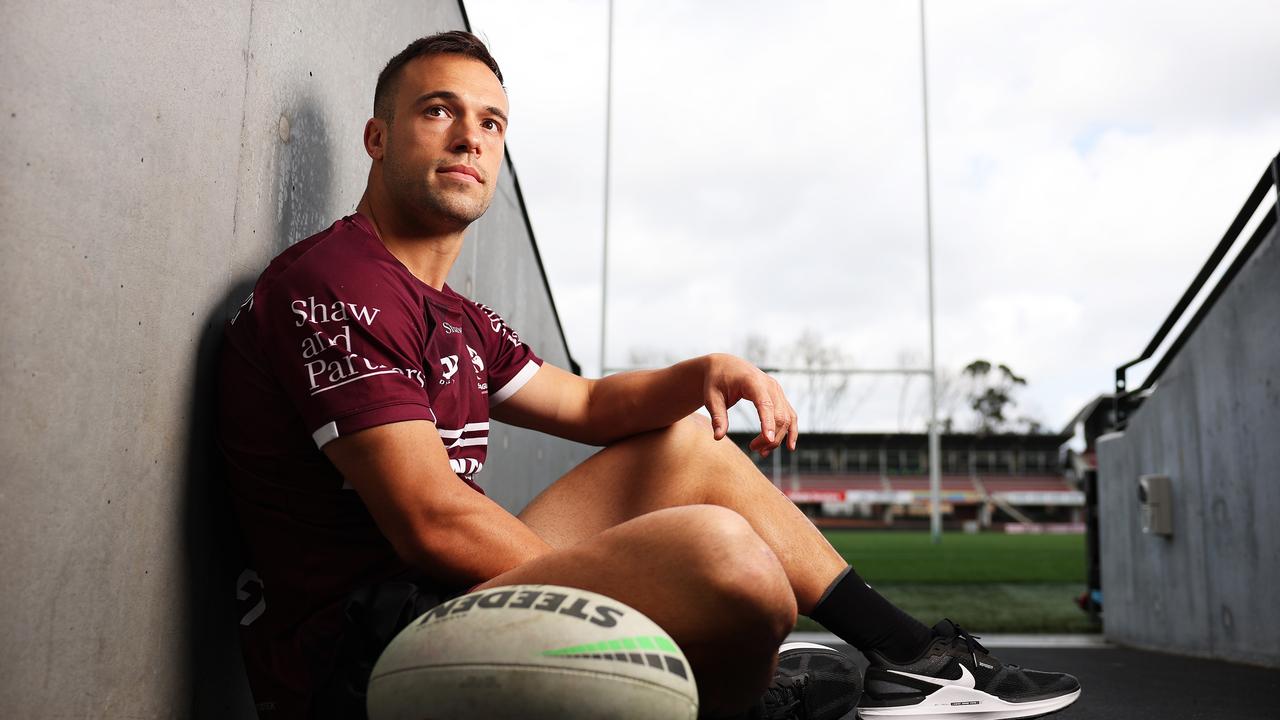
top-left (484, 105), bottom-right (509, 124)
top-left (413, 90), bottom-right (508, 124)
top-left (413, 90), bottom-right (460, 107)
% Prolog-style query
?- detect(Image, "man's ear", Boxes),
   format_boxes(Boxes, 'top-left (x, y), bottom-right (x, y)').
top-left (364, 118), bottom-right (387, 161)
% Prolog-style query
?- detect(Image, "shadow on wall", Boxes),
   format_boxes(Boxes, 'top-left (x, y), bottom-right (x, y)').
top-left (183, 281), bottom-right (258, 719)
top-left (182, 94), bottom-right (343, 716)
top-left (276, 98), bottom-right (338, 252)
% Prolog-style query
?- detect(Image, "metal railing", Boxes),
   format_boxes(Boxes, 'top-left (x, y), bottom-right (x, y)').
top-left (1114, 152), bottom-right (1280, 427)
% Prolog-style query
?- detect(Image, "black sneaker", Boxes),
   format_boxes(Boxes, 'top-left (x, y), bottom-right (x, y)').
top-left (858, 620), bottom-right (1081, 719)
top-left (745, 642), bottom-right (862, 719)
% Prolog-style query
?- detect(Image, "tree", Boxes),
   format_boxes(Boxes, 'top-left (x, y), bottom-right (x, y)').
top-left (906, 361), bottom-right (965, 434)
top-left (962, 359), bottom-right (1028, 434)
top-left (901, 358), bottom-right (1045, 434)
top-left (789, 329), bottom-right (854, 430)
top-left (730, 330), bottom-right (856, 432)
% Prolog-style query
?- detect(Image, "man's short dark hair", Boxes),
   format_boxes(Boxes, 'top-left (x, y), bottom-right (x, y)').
top-left (374, 31), bottom-right (504, 123)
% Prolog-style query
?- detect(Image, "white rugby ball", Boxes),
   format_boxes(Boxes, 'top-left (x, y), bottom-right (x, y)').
top-left (367, 584), bottom-right (699, 720)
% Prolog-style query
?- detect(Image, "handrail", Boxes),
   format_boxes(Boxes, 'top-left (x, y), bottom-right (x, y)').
top-left (1114, 152), bottom-right (1280, 426)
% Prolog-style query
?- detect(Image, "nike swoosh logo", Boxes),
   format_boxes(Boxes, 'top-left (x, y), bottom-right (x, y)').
top-left (887, 662), bottom-right (976, 689)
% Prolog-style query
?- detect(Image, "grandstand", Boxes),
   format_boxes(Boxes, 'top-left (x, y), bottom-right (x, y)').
top-left (729, 431), bottom-right (1083, 529)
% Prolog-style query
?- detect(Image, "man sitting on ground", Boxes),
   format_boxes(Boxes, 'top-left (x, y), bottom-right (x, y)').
top-left (218, 30), bottom-right (1081, 720)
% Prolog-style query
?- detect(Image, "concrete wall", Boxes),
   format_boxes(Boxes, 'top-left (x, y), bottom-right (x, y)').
top-left (1097, 215), bottom-right (1280, 667)
top-left (0, 1), bottom-right (590, 716)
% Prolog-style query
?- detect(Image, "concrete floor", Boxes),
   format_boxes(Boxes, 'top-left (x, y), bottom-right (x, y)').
top-left (788, 635), bottom-right (1280, 720)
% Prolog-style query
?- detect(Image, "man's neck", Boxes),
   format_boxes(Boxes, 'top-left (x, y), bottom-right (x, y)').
top-left (356, 192), bottom-right (464, 290)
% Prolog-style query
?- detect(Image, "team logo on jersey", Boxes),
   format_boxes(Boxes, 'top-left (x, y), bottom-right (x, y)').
top-left (442, 321), bottom-right (463, 335)
top-left (473, 302), bottom-right (523, 348)
top-left (467, 345), bottom-right (485, 373)
top-left (237, 568), bottom-right (265, 627)
top-left (450, 457), bottom-right (484, 479)
top-left (439, 355), bottom-right (459, 384)
top-left (290, 295), bottom-right (424, 395)
top-left (291, 296), bottom-right (381, 327)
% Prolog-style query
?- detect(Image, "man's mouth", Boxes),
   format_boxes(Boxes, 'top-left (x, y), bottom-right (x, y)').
top-left (438, 165), bottom-right (482, 184)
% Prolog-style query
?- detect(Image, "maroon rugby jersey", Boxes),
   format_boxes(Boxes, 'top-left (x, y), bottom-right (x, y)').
top-left (217, 213), bottom-right (541, 716)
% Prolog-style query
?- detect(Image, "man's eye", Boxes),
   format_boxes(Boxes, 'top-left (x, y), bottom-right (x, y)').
top-left (482, 119), bottom-right (501, 131)
top-left (425, 105), bottom-right (448, 117)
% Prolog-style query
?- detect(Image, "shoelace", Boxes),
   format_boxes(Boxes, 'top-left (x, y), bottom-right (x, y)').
top-left (762, 673), bottom-right (807, 719)
top-left (947, 620), bottom-right (991, 670)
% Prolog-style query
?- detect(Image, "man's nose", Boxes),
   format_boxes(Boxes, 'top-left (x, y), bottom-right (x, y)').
top-left (449, 120), bottom-right (482, 156)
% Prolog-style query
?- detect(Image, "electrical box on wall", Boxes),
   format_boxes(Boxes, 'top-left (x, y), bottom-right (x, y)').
top-left (1138, 474), bottom-right (1173, 537)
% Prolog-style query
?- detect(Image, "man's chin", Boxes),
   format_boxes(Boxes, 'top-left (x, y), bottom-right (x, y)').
top-left (421, 195), bottom-right (489, 229)
top-left (441, 197), bottom-right (489, 224)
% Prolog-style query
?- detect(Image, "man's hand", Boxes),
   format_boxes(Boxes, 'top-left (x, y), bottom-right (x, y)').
top-left (702, 354), bottom-right (798, 456)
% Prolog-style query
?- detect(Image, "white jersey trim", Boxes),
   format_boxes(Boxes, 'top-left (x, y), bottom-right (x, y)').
top-left (438, 422), bottom-right (491, 439)
top-left (312, 421), bottom-right (339, 448)
top-left (490, 360), bottom-right (540, 406)
top-left (311, 408), bottom-right (438, 450)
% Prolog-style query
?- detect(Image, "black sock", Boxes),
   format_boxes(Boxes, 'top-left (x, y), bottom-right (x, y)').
top-left (808, 566), bottom-right (933, 663)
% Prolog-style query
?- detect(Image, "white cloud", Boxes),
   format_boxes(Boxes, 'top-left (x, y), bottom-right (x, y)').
top-left (468, 0), bottom-right (1280, 431)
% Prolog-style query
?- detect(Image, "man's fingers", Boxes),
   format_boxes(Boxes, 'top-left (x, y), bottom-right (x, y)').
top-left (774, 414), bottom-right (792, 450)
top-left (749, 433), bottom-right (770, 456)
top-left (777, 390), bottom-right (799, 451)
top-left (706, 390), bottom-right (729, 441)
top-left (753, 383), bottom-right (776, 443)
top-left (745, 406), bottom-right (796, 457)
top-left (758, 382), bottom-right (796, 452)
top-left (702, 360), bottom-right (798, 452)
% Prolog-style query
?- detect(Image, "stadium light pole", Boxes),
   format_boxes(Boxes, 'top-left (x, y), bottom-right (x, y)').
top-left (598, 0), bottom-right (615, 378)
top-left (920, 0), bottom-right (943, 544)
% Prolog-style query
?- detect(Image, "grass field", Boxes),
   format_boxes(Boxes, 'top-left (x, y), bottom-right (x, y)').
top-left (795, 531), bottom-right (1099, 634)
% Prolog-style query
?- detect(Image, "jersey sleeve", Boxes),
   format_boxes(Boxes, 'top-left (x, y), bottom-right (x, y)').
top-left (257, 263), bottom-right (435, 448)
top-left (468, 301), bottom-right (542, 406)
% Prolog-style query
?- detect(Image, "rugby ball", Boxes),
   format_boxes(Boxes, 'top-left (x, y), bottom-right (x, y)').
top-left (367, 584), bottom-right (699, 720)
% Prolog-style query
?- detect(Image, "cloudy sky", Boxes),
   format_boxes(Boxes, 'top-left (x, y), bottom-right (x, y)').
top-left (466, 0), bottom-right (1280, 433)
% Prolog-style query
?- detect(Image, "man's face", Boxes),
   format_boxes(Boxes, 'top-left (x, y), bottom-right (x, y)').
top-left (378, 54), bottom-right (508, 229)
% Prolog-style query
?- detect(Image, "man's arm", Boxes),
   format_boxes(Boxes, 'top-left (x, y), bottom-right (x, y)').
top-left (323, 420), bottom-right (553, 587)
top-left (492, 353), bottom-right (799, 455)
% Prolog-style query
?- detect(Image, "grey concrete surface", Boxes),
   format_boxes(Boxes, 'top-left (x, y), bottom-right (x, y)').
top-left (454, 165), bottom-right (596, 512)
top-left (0, 1), bottom-right (589, 716)
top-left (1097, 215), bottom-right (1280, 668)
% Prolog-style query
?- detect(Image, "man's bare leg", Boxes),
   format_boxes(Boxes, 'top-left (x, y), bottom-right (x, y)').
top-left (516, 414), bottom-right (849, 612)
top-left (473, 504), bottom-right (797, 718)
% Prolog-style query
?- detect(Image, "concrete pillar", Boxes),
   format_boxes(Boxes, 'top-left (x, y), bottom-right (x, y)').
top-left (0, 2), bottom-right (589, 714)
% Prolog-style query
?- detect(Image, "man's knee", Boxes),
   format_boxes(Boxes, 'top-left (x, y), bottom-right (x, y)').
top-left (679, 412), bottom-right (714, 434)
top-left (599, 415), bottom-right (749, 480)
top-left (663, 505), bottom-right (797, 639)
top-left (648, 413), bottom-right (712, 449)
top-left (647, 414), bottom-right (742, 461)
